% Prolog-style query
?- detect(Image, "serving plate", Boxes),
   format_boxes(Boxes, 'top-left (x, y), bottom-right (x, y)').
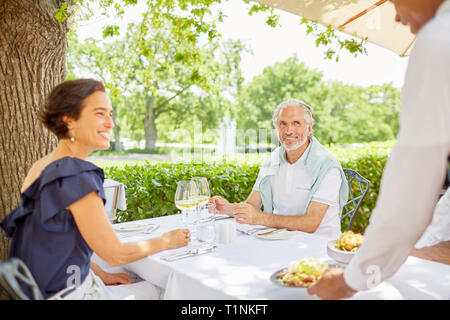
top-left (270, 268), bottom-right (309, 288)
top-left (270, 262), bottom-right (341, 288)
top-left (327, 240), bottom-right (356, 264)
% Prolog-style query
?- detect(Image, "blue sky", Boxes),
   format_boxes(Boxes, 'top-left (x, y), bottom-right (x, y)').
top-left (76, 0), bottom-right (409, 89)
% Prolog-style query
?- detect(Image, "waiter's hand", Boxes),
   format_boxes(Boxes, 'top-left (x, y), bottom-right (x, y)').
top-left (307, 268), bottom-right (357, 300)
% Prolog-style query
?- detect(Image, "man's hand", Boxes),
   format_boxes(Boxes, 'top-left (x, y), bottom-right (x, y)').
top-left (410, 241), bottom-right (450, 265)
top-left (307, 268), bottom-right (357, 300)
top-left (210, 196), bottom-right (235, 216)
top-left (233, 202), bottom-right (262, 225)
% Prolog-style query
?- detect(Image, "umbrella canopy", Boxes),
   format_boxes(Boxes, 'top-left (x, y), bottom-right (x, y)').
top-left (251, 0), bottom-right (415, 56)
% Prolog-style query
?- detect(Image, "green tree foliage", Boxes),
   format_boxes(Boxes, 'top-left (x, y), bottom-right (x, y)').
top-left (235, 57), bottom-right (324, 135)
top-left (235, 56), bottom-right (401, 145)
top-left (68, 20), bottom-right (247, 149)
top-left (67, 32), bottom-right (131, 151)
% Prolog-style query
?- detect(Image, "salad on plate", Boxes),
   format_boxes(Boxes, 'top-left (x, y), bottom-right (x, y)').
top-left (274, 257), bottom-right (329, 287)
top-left (334, 230), bottom-right (364, 252)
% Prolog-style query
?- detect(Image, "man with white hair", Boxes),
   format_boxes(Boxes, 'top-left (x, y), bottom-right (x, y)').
top-left (211, 99), bottom-right (348, 239)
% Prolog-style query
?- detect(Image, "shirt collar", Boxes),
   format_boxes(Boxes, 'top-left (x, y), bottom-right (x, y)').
top-left (282, 138), bottom-right (312, 166)
top-left (437, 0), bottom-right (450, 16)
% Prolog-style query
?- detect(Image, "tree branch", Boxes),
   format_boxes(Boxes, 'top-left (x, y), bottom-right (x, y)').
top-left (153, 84), bottom-right (191, 115)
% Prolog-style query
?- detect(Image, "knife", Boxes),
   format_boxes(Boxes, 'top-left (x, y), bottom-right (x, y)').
top-left (257, 228), bottom-right (287, 236)
top-left (161, 245), bottom-right (216, 261)
top-left (213, 215), bottom-right (234, 221)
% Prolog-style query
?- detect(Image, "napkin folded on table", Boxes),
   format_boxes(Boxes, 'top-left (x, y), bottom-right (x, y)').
top-left (236, 224), bottom-right (269, 234)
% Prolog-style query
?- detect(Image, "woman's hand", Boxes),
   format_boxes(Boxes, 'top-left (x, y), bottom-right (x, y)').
top-left (101, 272), bottom-right (133, 286)
top-left (162, 229), bottom-right (190, 250)
top-left (90, 262), bottom-right (132, 286)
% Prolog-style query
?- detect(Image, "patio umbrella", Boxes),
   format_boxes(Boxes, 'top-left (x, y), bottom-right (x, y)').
top-left (251, 0), bottom-right (415, 56)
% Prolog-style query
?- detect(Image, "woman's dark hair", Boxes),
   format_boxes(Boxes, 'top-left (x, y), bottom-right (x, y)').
top-left (40, 78), bottom-right (106, 139)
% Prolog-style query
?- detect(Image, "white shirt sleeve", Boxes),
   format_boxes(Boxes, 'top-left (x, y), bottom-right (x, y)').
top-left (343, 18), bottom-right (450, 291)
top-left (311, 168), bottom-right (341, 207)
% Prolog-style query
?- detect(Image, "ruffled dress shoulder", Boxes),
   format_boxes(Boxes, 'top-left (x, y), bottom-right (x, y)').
top-left (0, 157), bottom-right (106, 299)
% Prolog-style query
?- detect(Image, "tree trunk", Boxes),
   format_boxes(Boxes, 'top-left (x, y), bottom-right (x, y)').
top-left (112, 102), bottom-right (122, 152)
top-left (144, 96), bottom-right (157, 150)
top-left (0, 0), bottom-right (70, 261)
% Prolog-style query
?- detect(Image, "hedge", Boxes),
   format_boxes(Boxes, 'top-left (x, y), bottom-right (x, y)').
top-left (102, 141), bottom-right (394, 234)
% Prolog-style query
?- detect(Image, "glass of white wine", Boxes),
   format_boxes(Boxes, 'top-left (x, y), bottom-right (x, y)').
top-left (175, 180), bottom-right (198, 231)
top-left (190, 177), bottom-right (211, 218)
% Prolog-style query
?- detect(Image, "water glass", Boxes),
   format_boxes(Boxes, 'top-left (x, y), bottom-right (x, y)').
top-left (196, 217), bottom-right (216, 245)
top-left (199, 203), bottom-right (215, 219)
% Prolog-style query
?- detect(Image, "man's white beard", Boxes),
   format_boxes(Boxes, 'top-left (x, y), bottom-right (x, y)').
top-left (280, 132), bottom-right (309, 151)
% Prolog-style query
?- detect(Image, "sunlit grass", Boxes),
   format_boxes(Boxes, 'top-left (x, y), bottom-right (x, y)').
top-left (89, 159), bottom-right (148, 168)
top-left (88, 153), bottom-right (268, 168)
top-left (88, 140), bottom-right (396, 169)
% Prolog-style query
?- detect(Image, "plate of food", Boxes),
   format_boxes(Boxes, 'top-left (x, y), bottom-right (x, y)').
top-left (327, 230), bottom-right (364, 264)
top-left (270, 257), bottom-right (331, 288)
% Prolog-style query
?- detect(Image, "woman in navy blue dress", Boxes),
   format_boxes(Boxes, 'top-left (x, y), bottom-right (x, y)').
top-left (0, 79), bottom-right (190, 299)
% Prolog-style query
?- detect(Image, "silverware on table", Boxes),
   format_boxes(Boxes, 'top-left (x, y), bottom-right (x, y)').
top-left (161, 245), bottom-right (217, 261)
top-left (256, 228), bottom-right (286, 236)
top-left (237, 227), bottom-right (271, 236)
top-left (213, 215), bottom-right (234, 221)
top-left (118, 224), bottom-right (160, 238)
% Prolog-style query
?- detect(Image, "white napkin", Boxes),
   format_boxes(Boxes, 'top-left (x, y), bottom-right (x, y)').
top-left (236, 224), bottom-right (268, 234)
top-left (254, 229), bottom-right (293, 240)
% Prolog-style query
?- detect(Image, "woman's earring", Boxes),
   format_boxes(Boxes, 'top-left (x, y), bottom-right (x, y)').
top-left (69, 129), bottom-right (75, 142)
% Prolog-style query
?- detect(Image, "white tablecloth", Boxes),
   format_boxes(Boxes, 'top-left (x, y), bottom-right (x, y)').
top-left (93, 214), bottom-right (450, 300)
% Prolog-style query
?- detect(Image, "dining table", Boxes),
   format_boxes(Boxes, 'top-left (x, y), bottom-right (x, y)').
top-left (92, 214), bottom-right (450, 300)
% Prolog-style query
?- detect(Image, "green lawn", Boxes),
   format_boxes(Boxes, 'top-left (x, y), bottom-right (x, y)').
top-left (88, 153), bottom-right (269, 169)
top-left (89, 159), bottom-right (148, 168)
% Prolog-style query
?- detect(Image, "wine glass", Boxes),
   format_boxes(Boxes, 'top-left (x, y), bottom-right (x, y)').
top-left (190, 177), bottom-right (211, 218)
top-left (175, 180), bottom-right (198, 232)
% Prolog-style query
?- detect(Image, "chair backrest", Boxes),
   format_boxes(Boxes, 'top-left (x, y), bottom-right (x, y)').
top-left (0, 258), bottom-right (43, 300)
top-left (341, 168), bottom-right (370, 231)
top-left (104, 184), bottom-right (120, 222)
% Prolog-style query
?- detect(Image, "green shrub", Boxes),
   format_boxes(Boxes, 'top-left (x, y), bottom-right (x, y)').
top-left (330, 141), bottom-right (394, 232)
top-left (103, 160), bottom-right (260, 223)
top-left (102, 141), bottom-right (394, 233)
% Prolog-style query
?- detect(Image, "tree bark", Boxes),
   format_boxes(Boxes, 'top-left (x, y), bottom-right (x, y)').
top-left (144, 96), bottom-right (157, 150)
top-left (112, 101), bottom-right (122, 152)
top-left (0, 0), bottom-right (70, 261)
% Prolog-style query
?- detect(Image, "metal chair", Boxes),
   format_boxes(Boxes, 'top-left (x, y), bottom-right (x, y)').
top-left (0, 258), bottom-right (44, 300)
top-left (341, 168), bottom-right (370, 231)
top-left (0, 258), bottom-right (75, 300)
top-left (104, 178), bottom-right (127, 223)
